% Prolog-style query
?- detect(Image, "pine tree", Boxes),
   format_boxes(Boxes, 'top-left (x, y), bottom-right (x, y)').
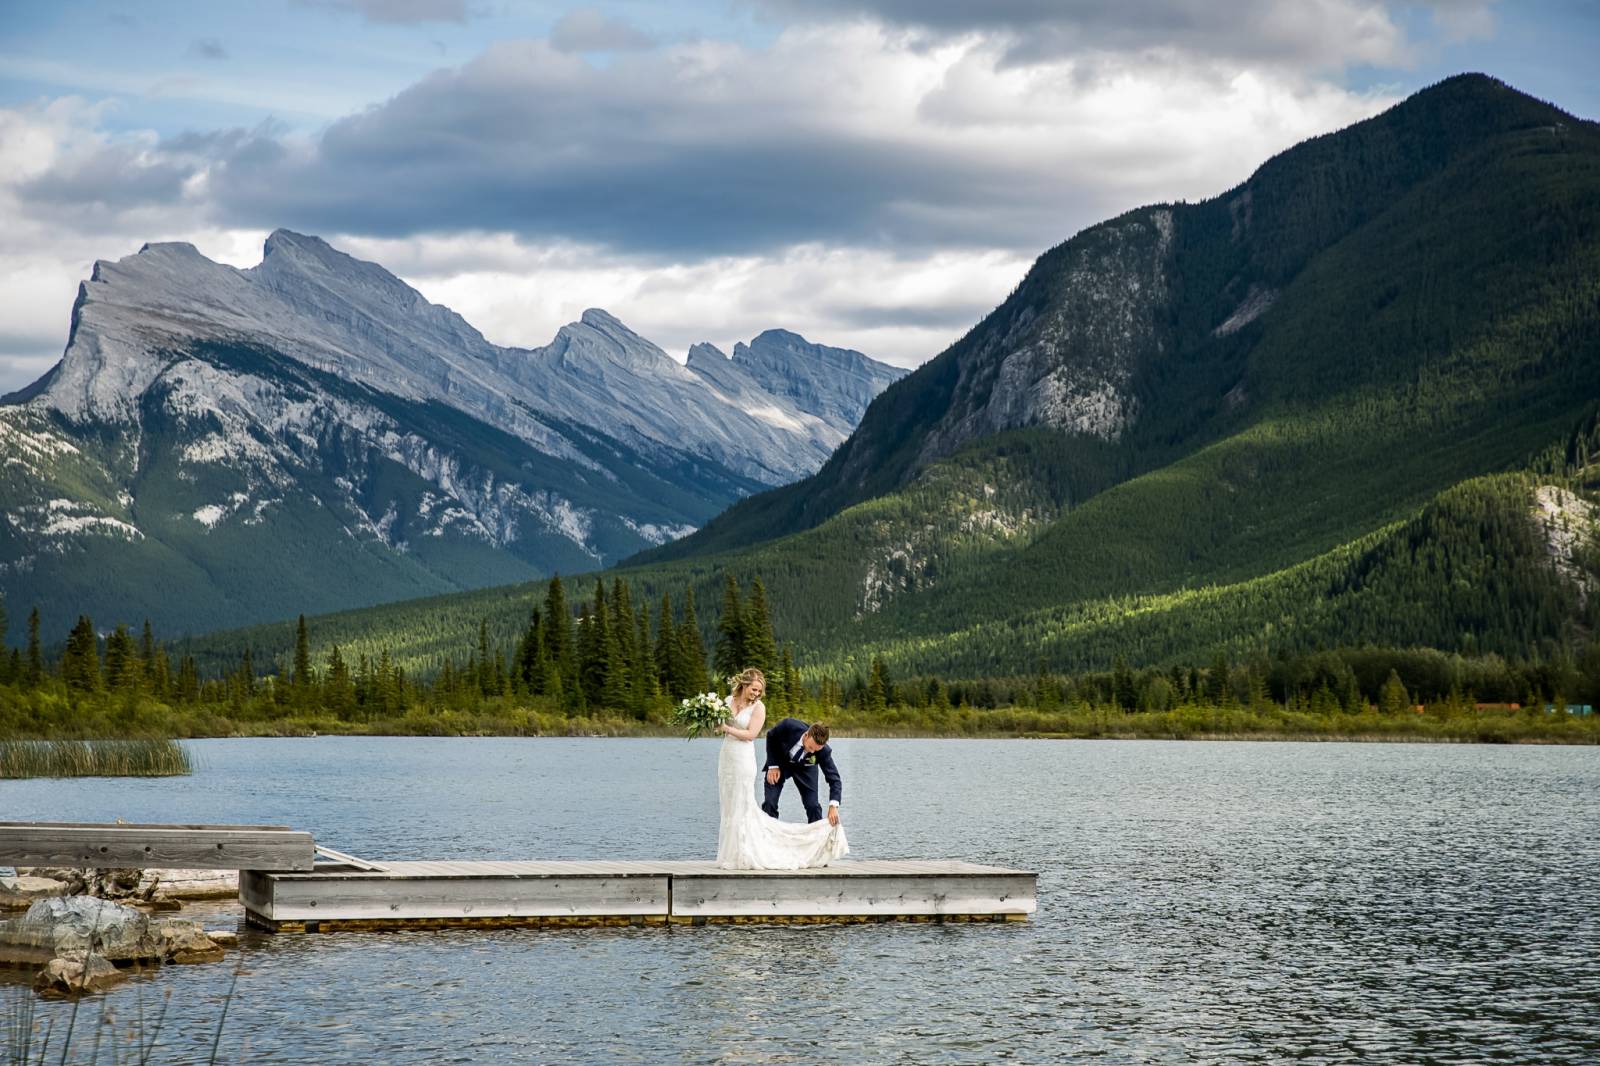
top-left (375, 649), bottom-right (398, 716)
top-left (478, 621), bottom-right (493, 695)
top-left (604, 579), bottom-right (633, 710)
top-left (866, 656), bottom-right (890, 715)
top-left (293, 614), bottom-right (313, 689)
top-left (744, 577), bottom-right (778, 678)
top-left (578, 581), bottom-right (611, 707)
top-left (515, 607), bottom-right (546, 693)
top-left (630, 610), bottom-right (656, 719)
top-left (714, 574), bottom-right (748, 682)
top-left (1112, 655), bottom-right (1137, 711)
top-left (1338, 671), bottom-right (1365, 713)
top-left (176, 655), bottom-right (200, 703)
top-left (236, 648), bottom-right (257, 698)
top-left (781, 645), bottom-right (802, 714)
top-left (26, 607), bottom-right (43, 687)
top-left (542, 577), bottom-right (574, 665)
top-left (1035, 659), bottom-right (1061, 712)
top-left (104, 624), bottom-right (138, 692)
top-left (326, 645), bottom-right (356, 718)
top-left (1379, 669), bottom-right (1412, 715)
top-left (678, 588), bottom-right (708, 696)
top-left (654, 592), bottom-right (676, 695)
top-left (1206, 652), bottom-right (1231, 705)
top-left (139, 620), bottom-right (156, 679)
top-left (62, 616), bottom-right (100, 693)
top-left (543, 576), bottom-right (584, 713)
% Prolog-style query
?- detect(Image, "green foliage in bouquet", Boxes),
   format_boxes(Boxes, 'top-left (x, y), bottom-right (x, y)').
top-left (672, 692), bottom-right (727, 739)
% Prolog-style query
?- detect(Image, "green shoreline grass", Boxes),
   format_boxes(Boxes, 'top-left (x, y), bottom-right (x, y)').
top-left (7, 701), bottom-right (1593, 745)
top-left (0, 738), bottom-right (192, 779)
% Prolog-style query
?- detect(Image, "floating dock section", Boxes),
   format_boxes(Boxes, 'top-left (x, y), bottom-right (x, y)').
top-left (241, 858), bottom-right (1037, 930)
top-left (0, 823), bottom-right (1037, 931)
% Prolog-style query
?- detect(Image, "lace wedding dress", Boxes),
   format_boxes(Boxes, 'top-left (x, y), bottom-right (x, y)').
top-left (716, 698), bottom-right (849, 870)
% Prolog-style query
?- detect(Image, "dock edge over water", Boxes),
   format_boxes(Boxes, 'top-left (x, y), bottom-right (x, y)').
top-left (241, 859), bottom-right (1038, 930)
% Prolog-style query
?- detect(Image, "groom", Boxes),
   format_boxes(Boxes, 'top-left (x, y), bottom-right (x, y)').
top-left (763, 719), bottom-right (842, 826)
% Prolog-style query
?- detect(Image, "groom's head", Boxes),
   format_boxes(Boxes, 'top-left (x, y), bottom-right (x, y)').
top-left (801, 723), bottom-right (830, 753)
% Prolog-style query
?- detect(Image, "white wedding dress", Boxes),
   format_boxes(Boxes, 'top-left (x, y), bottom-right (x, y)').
top-left (716, 697), bottom-right (849, 870)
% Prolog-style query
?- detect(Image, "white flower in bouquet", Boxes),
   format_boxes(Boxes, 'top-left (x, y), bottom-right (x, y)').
top-left (673, 691), bottom-right (729, 739)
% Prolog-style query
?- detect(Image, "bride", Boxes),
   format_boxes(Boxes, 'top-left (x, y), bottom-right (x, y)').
top-left (715, 667), bottom-right (848, 870)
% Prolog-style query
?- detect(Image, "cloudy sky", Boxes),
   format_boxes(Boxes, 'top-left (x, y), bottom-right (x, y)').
top-left (1, 1), bottom-right (1594, 393)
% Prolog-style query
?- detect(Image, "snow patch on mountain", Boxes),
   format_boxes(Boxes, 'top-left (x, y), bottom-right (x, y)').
top-left (6, 499), bottom-right (143, 543)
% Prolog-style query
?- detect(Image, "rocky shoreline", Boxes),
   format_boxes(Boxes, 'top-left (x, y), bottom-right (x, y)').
top-left (1, 866), bottom-right (239, 994)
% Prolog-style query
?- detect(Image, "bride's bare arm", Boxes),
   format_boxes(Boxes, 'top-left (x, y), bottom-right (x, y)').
top-left (722, 705), bottom-right (766, 741)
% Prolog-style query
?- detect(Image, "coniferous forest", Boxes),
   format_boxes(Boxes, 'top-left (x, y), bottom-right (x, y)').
top-left (5, 558), bottom-right (1600, 744)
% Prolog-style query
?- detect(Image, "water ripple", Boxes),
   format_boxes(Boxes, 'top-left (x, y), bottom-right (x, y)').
top-left (3, 738), bottom-right (1597, 1063)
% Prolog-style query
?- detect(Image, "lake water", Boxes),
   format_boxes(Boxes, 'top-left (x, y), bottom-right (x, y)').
top-left (4, 737), bottom-right (1599, 1063)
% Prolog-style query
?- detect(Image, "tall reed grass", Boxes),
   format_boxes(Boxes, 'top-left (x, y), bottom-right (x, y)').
top-left (0, 739), bottom-right (192, 779)
top-left (6, 976), bottom-right (235, 1064)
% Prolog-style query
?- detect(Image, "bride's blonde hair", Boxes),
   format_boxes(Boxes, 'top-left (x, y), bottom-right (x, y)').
top-left (730, 667), bottom-right (766, 702)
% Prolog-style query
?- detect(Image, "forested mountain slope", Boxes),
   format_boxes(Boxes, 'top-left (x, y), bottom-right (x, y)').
top-left (635, 73), bottom-right (1599, 565)
top-left (187, 75), bottom-right (1600, 681)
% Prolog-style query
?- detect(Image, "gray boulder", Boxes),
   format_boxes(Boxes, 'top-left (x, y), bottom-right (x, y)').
top-left (0, 897), bottom-right (161, 965)
top-left (0, 875), bottom-right (70, 910)
top-left (152, 918), bottom-right (226, 964)
top-left (34, 953), bottom-right (126, 995)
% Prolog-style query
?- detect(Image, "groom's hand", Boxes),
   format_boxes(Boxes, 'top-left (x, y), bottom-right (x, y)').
top-left (766, 768), bottom-right (780, 785)
top-left (827, 807), bottom-right (839, 827)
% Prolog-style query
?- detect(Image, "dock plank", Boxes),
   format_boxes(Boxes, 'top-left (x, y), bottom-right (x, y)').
top-left (0, 823), bottom-right (315, 871)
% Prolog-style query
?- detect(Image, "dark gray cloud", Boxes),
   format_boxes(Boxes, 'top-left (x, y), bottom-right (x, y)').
top-left (187, 38), bottom-right (229, 60)
top-left (19, 145), bottom-right (196, 211)
top-left (550, 8), bottom-right (657, 53)
top-left (11, 31), bottom-right (1385, 260)
top-left (23, 41), bottom-right (1102, 257)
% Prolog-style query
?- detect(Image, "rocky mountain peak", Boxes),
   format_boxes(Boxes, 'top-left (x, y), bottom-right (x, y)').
top-left (729, 329), bottom-right (907, 430)
top-left (546, 309), bottom-right (677, 375)
top-left (685, 342), bottom-right (728, 370)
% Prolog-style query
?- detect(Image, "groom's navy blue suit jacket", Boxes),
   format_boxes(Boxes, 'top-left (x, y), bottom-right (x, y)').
top-left (763, 717), bottom-right (841, 821)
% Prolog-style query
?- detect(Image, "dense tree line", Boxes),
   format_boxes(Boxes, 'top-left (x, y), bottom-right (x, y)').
top-left (0, 574), bottom-right (793, 731)
top-left (6, 575), bottom-right (1598, 743)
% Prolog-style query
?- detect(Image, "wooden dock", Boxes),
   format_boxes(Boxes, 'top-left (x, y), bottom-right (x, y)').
top-left (241, 858), bottom-right (1037, 931)
top-left (0, 823), bottom-right (1036, 930)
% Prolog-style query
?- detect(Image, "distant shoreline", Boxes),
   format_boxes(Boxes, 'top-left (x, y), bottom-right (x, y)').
top-left (88, 725), bottom-right (1600, 746)
top-left (8, 696), bottom-right (1596, 747)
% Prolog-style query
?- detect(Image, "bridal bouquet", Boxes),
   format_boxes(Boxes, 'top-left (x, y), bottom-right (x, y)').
top-left (673, 692), bottom-right (728, 739)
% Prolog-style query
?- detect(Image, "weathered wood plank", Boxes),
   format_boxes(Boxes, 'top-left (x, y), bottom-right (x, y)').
top-left (258, 873), bottom-right (671, 921)
top-left (670, 871), bottom-right (1036, 918)
top-left (0, 820), bottom-right (293, 832)
top-left (313, 846), bottom-right (388, 872)
top-left (0, 824), bottom-right (315, 871)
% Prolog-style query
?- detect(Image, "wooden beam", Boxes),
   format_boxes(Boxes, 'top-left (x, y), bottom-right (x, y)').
top-left (670, 871), bottom-right (1036, 919)
top-left (258, 871), bottom-right (671, 922)
top-left (0, 823), bottom-right (316, 871)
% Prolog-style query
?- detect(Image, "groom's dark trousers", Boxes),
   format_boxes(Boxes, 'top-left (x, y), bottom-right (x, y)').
top-left (762, 717), bottom-right (842, 823)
